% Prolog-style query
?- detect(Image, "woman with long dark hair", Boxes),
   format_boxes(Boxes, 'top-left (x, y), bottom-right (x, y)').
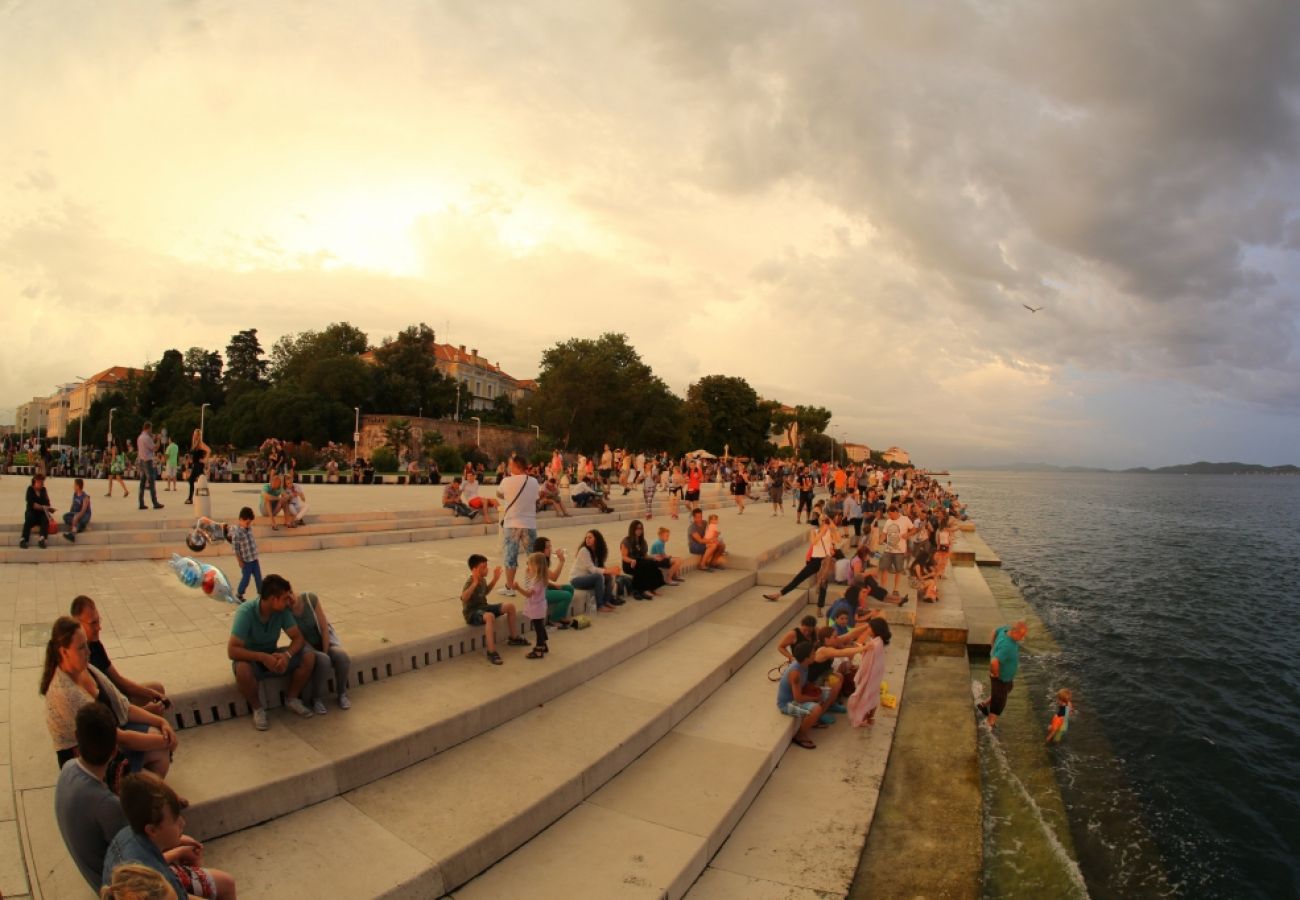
top-left (571, 529), bottom-right (622, 613)
top-left (40, 617), bottom-right (178, 777)
top-left (620, 519), bottom-right (666, 600)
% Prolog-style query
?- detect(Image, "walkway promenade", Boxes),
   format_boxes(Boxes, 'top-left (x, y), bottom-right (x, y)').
top-left (0, 474), bottom-right (995, 899)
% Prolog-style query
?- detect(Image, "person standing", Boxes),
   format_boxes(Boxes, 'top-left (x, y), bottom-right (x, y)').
top-left (184, 429), bottom-right (209, 505)
top-left (976, 620), bottom-right (1028, 730)
top-left (163, 438), bottom-right (179, 492)
top-left (135, 423), bottom-right (163, 511)
top-left (497, 455), bottom-right (540, 596)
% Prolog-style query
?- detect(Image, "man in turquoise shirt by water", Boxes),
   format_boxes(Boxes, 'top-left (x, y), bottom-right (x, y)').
top-left (977, 620), bottom-right (1028, 730)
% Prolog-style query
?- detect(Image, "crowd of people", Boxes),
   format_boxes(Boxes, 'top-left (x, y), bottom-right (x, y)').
top-left (32, 435), bottom-right (992, 893)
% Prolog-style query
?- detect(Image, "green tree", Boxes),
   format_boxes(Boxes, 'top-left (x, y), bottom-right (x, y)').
top-left (383, 417), bottom-right (414, 460)
top-left (270, 322), bottom-right (369, 385)
top-left (183, 347), bottom-right (224, 408)
top-left (522, 333), bottom-right (684, 452)
top-left (804, 432), bottom-right (834, 462)
top-left (371, 323), bottom-right (456, 418)
top-left (684, 375), bottom-right (772, 457)
top-left (481, 393), bottom-right (516, 425)
top-left (225, 329), bottom-right (269, 398)
top-left (147, 349), bottom-right (191, 412)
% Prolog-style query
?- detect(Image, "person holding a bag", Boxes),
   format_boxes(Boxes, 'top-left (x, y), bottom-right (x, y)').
top-left (764, 516), bottom-right (839, 609)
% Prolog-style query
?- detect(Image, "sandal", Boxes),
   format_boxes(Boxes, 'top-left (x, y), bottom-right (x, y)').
top-left (485, 651), bottom-right (503, 665)
top-left (506, 636), bottom-right (530, 647)
top-left (792, 736), bottom-right (816, 749)
top-left (525, 649), bottom-right (545, 659)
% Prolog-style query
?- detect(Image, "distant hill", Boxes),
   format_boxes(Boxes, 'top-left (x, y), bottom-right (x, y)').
top-left (965, 461), bottom-right (1299, 475)
top-left (1124, 461), bottom-right (1300, 475)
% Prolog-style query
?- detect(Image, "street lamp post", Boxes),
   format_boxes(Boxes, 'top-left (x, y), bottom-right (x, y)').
top-left (530, 424), bottom-right (540, 441)
top-left (455, 383), bottom-right (461, 421)
top-left (200, 402), bottom-right (211, 441)
top-left (353, 407), bottom-right (361, 462)
top-left (470, 416), bottom-right (482, 447)
top-left (107, 408), bottom-right (118, 450)
top-left (75, 375), bottom-right (89, 466)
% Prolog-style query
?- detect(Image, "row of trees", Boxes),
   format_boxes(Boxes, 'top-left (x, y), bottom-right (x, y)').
top-left (59, 327), bottom-right (837, 461)
top-left (519, 333), bottom-right (833, 458)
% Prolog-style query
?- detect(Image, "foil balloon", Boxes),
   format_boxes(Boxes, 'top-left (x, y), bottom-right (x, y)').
top-left (169, 553), bottom-right (238, 603)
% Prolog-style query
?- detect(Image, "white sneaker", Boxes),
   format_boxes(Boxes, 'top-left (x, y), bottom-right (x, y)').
top-left (338, 692), bottom-right (352, 710)
top-left (252, 708), bottom-right (269, 731)
top-left (497, 586), bottom-right (517, 597)
top-left (285, 698), bottom-right (314, 718)
top-left (312, 699), bottom-right (328, 716)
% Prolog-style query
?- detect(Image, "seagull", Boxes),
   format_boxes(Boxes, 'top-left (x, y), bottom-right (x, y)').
top-left (1023, 304), bottom-right (1044, 313)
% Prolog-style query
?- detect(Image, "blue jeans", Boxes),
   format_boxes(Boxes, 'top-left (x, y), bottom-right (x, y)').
top-left (138, 460), bottom-right (160, 506)
top-left (569, 573), bottom-right (608, 608)
top-left (238, 559), bottom-right (263, 599)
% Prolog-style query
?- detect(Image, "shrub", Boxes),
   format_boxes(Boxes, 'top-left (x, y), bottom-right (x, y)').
top-left (430, 444), bottom-right (463, 474)
top-left (286, 441), bottom-right (316, 472)
top-left (370, 446), bottom-right (399, 472)
top-left (461, 445), bottom-right (490, 469)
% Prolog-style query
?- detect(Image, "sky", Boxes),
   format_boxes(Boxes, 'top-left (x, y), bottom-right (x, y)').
top-left (2, 0), bottom-right (1299, 469)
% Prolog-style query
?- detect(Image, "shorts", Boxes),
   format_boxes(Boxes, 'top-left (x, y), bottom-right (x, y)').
top-left (164, 466), bottom-right (176, 478)
top-left (232, 649), bottom-right (308, 680)
top-left (172, 864), bottom-right (219, 899)
top-left (781, 700), bottom-right (817, 717)
top-left (685, 489), bottom-right (700, 502)
top-left (502, 527), bottom-right (536, 568)
top-left (465, 602), bottom-right (505, 626)
top-left (468, 497), bottom-right (484, 509)
top-left (880, 552), bottom-right (907, 573)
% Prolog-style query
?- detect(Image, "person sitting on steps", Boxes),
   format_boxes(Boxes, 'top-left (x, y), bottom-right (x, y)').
top-left (461, 553), bottom-right (530, 665)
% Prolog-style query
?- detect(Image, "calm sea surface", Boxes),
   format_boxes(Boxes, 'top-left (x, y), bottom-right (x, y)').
top-left (952, 471), bottom-right (1300, 900)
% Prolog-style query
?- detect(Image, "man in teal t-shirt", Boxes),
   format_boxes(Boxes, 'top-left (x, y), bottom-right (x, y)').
top-left (164, 439), bottom-right (180, 493)
top-left (227, 573), bottom-right (316, 730)
top-left (976, 620), bottom-right (1027, 730)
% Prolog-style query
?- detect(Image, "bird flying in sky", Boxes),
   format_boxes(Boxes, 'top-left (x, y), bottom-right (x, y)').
top-left (1023, 304), bottom-right (1044, 313)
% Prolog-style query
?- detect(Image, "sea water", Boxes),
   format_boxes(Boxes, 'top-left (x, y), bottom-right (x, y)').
top-left (952, 471), bottom-right (1300, 900)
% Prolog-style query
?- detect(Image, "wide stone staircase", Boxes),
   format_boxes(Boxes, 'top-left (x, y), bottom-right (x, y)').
top-left (18, 493), bottom-right (937, 900)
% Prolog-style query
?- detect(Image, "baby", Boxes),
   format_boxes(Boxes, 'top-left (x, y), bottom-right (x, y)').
top-left (1046, 688), bottom-right (1076, 744)
top-left (703, 514), bottom-right (722, 545)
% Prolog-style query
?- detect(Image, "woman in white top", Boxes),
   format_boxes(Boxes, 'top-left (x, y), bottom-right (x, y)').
top-left (569, 530), bottom-right (622, 613)
top-left (763, 517), bottom-right (839, 609)
top-left (41, 617), bottom-right (177, 778)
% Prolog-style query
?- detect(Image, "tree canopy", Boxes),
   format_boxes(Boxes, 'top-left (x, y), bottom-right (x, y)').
top-left (684, 374), bottom-right (774, 458)
top-left (521, 333), bottom-right (684, 452)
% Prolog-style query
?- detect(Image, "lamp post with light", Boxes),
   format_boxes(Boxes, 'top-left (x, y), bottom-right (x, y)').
top-left (107, 408), bottom-right (118, 451)
top-left (200, 402), bottom-right (211, 441)
top-left (74, 376), bottom-right (89, 468)
top-left (353, 407), bottom-right (361, 462)
top-left (470, 416), bottom-right (481, 447)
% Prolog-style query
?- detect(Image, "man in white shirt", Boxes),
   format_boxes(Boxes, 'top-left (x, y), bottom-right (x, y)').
top-left (874, 505), bottom-right (913, 595)
top-left (135, 422), bottom-right (164, 510)
top-left (496, 454), bottom-right (539, 596)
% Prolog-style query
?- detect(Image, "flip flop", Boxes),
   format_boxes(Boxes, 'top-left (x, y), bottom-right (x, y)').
top-left (792, 736), bottom-right (816, 749)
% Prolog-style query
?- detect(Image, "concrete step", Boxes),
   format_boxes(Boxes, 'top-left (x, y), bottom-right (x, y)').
top-left (686, 625), bottom-right (915, 900)
top-left (0, 495), bottom-right (732, 563)
top-left (200, 586), bottom-right (806, 897)
top-left (452, 604), bottom-right (815, 900)
top-left (170, 570), bottom-right (766, 842)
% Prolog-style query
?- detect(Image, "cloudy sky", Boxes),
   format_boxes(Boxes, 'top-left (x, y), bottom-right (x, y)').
top-left (3, 0), bottom-right (1298, 468)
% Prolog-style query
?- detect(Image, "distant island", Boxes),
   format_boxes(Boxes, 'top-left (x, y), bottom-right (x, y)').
top-left (963, 461), bottom-right (1300, 475)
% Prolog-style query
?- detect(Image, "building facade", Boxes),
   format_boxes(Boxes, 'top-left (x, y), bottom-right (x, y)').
top-left (433, 343), bottom-right (536, 413)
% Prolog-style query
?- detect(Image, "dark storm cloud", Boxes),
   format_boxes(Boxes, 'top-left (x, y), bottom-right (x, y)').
top-left (627, 0), bottom-right (1300, 408)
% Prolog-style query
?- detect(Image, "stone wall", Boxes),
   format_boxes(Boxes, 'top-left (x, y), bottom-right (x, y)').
top-left (357, 415), bottom-right (538, 462)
